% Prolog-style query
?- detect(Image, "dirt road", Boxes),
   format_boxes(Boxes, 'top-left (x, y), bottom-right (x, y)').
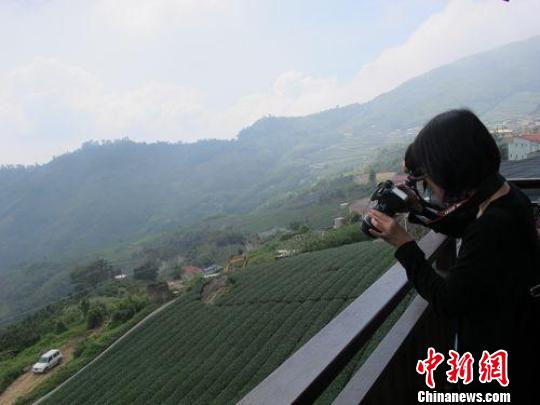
top-left (34, 297), bottom-right (179, 404)
top-left (0, 341), bottom-right (77, 405)
top-left (0, 298), bottom-right (179, 405)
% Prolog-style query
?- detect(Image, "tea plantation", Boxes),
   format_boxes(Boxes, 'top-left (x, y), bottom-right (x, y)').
top-left (43, 240), bottom-right (395, 404)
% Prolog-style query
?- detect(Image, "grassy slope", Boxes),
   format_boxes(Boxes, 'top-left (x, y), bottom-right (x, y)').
top-left (43, 240), bottom-right (395, 404)
top-left (13, 306), bottom-right (156, 405)
top-left (0, 279), bottom-right (154, 404)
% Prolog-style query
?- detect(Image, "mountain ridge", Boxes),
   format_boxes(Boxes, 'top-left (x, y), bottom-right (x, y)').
top-left (1, 35), bottom-right (540, 273)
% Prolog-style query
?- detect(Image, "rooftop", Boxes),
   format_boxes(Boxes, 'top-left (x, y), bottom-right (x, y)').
top-left (518, 134), bottom-right (540, 143)
top-left (182, 266), bottom-right (202, 273)
top-left (501, 155), bottom-right (540, 178)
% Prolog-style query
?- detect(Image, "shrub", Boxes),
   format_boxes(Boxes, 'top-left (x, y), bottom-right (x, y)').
top-left (86, 304), bottom-right (107, 330)
top-left (80, 298), bottom-right (90, 317)
top-left (133, 262), bottom-right (159, 282)
top-left (0, 366), bottom-right (24, 393)
top-left (73, 339), bottom-right (104, 359)
top-left (55, 320), bottom-right (68, 334)
top-left (71, 259), bottom-right (114, 291)
top-left (110, 295), bottom-right (148, 326)
top-left (73, 341), bottom-right (86, 358)
top-left (348, 212), bottom-right (361, 223)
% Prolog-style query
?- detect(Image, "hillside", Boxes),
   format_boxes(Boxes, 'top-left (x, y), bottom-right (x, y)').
top-left (34, 240), bottom-right (395, 405)
top-left (1, 36), bottom-right (540, 278)
top-left (0, 172), bottom-right (376, 324)
top-left (0, 278), bottom-right (153, 402)
top-left (238, 35), bottom-right (540, 142)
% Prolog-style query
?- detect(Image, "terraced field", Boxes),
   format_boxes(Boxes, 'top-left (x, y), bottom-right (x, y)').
top-left (43, 240), bottom-right (395, 404)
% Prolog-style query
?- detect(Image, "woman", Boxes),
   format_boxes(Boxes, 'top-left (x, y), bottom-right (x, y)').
top-left (368, 109), bottom-right (539, 402)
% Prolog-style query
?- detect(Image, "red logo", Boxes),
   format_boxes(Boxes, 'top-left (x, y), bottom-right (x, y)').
top-left (446, 350), bottom-right (474, 385)
top-left (416, 347), bottom-right (445, 389)
top-left (417, 348), bottom-right (509, 388)
top-left (478, 350), bottom-right (509, 387)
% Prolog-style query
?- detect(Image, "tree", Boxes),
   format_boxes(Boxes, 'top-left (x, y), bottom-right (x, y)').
top-left (71, 259), bottom-right (114, 291)
top-left (86, 304), bottom-right (107, 330)
top-left (55, 320), bottom-right (68, 334)
top-left (289, 221), bottom-right (303, 231)
top-left (80, 298), bottom-right (90, 316)
top-left (348, 212), bottom-right (361, 223)
top-left (133, 262), bottom-right (159, 282)
top-left (368, 169), bottom-right (376, 187)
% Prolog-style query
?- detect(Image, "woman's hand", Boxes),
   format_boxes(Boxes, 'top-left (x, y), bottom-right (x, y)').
top-left (368, 209), bottom-right (414, 248)
top-left (396, 184), bottom-right (423, 213)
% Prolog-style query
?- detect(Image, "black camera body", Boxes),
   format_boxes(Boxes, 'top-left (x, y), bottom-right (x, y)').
top-left (361, 180), bottom-right (409, 237)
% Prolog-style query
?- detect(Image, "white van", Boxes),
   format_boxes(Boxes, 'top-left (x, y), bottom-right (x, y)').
top-left (32, 349), bottom-right (63, 374)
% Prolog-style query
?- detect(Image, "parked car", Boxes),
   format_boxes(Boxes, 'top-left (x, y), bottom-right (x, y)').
top-left (32, 349), bottom-right (63, 374)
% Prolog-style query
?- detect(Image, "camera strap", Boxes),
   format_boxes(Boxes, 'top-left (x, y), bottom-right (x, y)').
top-left (409, 173), bottom-right (505, 238)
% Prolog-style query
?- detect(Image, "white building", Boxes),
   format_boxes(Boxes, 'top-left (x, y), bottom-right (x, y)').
top-left (508, 134), bottom-right (540, 160)
top-left (491, 127), bottom-right (514, 137)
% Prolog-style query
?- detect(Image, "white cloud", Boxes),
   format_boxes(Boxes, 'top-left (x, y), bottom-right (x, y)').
top-left (94, 81), bottom-right (205, 140)
top-left (0, 58), bottom-right (206, 163)
top-left (220, 0), bottom-right (540, 128)
top-left (95, 0), bottom-right (230, 35)
top-left (2, 0), bottom-right (540, 164)
top-left (212, 71), bottom-right (340, 134)
top-left (344, 0), bottom-right (540, 104)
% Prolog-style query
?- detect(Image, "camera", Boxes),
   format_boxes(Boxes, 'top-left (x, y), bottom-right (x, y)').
top-left (361, 180), bottom-right (410, 237)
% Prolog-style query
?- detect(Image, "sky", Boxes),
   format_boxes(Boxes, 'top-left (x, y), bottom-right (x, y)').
top-left (1, 0), bottom-right (540, 165)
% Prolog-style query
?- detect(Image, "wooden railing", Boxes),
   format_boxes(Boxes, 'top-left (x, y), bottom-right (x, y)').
top-left (239, 178), bottom-right (540, 405)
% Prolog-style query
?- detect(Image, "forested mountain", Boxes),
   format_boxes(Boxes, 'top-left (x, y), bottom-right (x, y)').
top-left (0, 139), bottom-right (308, 271)
top-left (240, 35), bottom-right (540, 139)
top-left (1, 35), bottom-right (540, 276)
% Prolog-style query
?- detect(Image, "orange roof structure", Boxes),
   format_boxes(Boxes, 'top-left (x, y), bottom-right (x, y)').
top-left (519, 134), bottom-right (540, 143)
top-left (182, 265), bottom-right (202, 273)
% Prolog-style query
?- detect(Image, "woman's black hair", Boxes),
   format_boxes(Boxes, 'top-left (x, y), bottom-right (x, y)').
top-left (404, 143), bottom-right (421, 176)
top-left (411, 109), bottom-right (500, 198)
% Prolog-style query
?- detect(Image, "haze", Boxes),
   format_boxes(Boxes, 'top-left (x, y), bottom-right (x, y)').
top-left (0, 0), bottom-right (539, 165)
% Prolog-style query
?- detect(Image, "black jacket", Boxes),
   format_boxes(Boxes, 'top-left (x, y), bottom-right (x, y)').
top-left (395, 181), bottom-right (539, 402)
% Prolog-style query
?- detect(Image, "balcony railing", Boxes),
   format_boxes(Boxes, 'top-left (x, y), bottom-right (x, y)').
top-left (239, 178), bottom-right (540, 405)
